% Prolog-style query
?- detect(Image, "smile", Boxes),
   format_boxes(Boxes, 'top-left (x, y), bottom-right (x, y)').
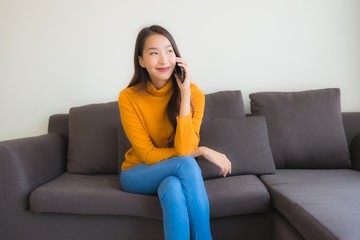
top-left (156, 67), bottom-right (171, 73)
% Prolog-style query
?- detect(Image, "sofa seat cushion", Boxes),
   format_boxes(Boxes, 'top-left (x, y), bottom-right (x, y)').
top-left (205, 175), bottom-right (271, 218)
top-left (30, 173), bottom-right (270, 219)
top-left (30, 173), bottom-right (163, 219)
top-left (261, 169), bottom-right (360, 240)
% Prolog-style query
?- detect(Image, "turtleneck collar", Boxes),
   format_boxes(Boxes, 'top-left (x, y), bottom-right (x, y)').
top-left (146, 79), bottom-right (174, 97)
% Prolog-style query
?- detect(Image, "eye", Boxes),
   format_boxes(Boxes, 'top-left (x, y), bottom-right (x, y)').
top-left (150, 52), bottom-right (158, 55)
top-left (168, 49), bottom-right (175, 55)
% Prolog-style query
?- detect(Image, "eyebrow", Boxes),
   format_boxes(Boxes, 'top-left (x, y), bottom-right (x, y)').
top-left (146, 44), bottom-right (172, 51)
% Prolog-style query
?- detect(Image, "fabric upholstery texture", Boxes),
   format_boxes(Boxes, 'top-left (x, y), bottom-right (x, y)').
top-left (261, 169), bottom-right (360, 240)
top-left (203, 90), bottom-right (245, 119)
top-left (67, 102), bottom-right (120, 174)
top-left (350, 135), bottom-right (360, 171)
top-left (48, 114), bottom-right (69, 137)
top-left (273, 211), bottom-right (304, 240)
top-left (204, 175), bottom-right (270, 218)
top-left (198, 117), bottom-right (276, 179)
top-left (30, 173), bottom-right (270, 219)
top-left (30, 173), bottom-right (163, 219)
top-left (250, 88), bottom-right (351, 169)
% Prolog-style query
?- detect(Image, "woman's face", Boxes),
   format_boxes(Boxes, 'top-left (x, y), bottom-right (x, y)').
top-left (139, 34), bottom-right (176, 89)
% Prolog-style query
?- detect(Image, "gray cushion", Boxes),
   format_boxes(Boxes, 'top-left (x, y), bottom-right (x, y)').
top-left (29, 173), bottom-right (163, 219)
top-left (30, 173), bottom-right (270, 219)
top-left (67, 102), bottom-right (120, 174)
top-left (197, 117), bottom-right (276, 179)
top-left (203, 90), bottom-right (245, 119)
top-left (261, 169), bottom-right (360, 240)
top-left (205, 175), bottom-right (270, 218)
top-left (250, 88), bottom-right (351, 169)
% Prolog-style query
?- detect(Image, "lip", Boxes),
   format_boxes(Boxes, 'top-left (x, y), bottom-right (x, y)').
top-left (156, 67), bottom-right (171, 73)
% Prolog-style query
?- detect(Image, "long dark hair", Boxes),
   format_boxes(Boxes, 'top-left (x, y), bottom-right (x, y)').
top-left (128, 25), bottom-right (182, 131)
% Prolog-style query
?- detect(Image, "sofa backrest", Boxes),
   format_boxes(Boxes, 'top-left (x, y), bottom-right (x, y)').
top-left (49, 90), bottom-right (247, 174)
top-left (48, 111), bottom-right (360, 153)
top-left (342, 112), bottom-right (360, 146)
top-left (48, 89), bottom-right (360, 174)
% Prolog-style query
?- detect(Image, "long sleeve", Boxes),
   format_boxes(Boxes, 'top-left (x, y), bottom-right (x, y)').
top-left (119, 89), bottom-right (176, 168)
top-left (118, 80), bottom-right (205, 171)
top-left (174, 84), bottom-right (205, 155)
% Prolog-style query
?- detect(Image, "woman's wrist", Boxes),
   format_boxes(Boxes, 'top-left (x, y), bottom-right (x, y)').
top-left (180, 88), bottom-right (191, 96)
top-left (191, 146), bottom-right (208, 158)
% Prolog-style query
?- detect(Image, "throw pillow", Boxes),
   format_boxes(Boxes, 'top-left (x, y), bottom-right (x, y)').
top-left (197, 117), bottom-right (276, 179)
top-left (67, 102), bottom-right (120, 174)
top-left (203, 90), bottom-right (245, 120)
top-left (249, 88), bottom-right (351, 169)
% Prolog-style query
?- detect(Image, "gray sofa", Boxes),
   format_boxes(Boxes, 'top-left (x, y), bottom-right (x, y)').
top-left (1, 88), bottom-right (360, 240)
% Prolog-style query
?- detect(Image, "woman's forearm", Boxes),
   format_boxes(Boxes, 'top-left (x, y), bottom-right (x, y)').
top-left (191, 146), bottom-right (232, 177)
top-left (191, 146), bottom-right (207, 158)
top-left (178, 89), bottom-right (191, 117)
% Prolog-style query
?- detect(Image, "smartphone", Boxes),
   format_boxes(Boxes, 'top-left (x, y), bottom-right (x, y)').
top-left (174, 63), bottom-right (185, 83)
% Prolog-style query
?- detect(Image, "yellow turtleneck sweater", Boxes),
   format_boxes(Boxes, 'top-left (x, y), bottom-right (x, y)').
top-left (118, 80), bottom-right (205, 171)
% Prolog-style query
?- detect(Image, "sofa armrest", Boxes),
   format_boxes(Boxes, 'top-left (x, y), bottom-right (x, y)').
top-left (0, 133), bottom-right (67, 212)
top-left (350, 134), bottom-right (360, 171)
top-left (48, 114), bottom-right (69, 137)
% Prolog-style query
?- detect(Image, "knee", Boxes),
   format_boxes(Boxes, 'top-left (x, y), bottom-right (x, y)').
top-left (178, 156), bottom-right (202, 175)
top-left (158, 176), bottom-right (185, 204)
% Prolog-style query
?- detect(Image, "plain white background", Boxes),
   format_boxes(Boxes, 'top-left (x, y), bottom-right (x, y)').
top-left (1, 0), bottom-right (360, 141)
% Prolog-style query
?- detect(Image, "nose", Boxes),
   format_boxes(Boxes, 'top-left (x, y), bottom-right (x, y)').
top-left (159, 52), bottom-right (168, 65)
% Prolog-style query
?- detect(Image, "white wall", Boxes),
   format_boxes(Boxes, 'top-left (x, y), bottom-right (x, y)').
top-left (1, 0), bottom-right (360, 141)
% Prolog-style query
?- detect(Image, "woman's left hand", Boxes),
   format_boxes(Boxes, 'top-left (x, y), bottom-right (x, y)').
top-left (174, 57), bottom-right (191, 91)
top-left (192, 146), bottom-right (232, 177)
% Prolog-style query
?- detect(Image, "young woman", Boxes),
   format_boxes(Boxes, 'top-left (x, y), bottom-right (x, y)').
top-left (118, 25), bottom-right (231, 240)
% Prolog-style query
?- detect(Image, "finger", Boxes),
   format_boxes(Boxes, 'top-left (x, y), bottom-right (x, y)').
top-left (176, 62), bottom-right (187, 68)
top-left (174, 73), bottom-right (181, 83)
top-left (220, 167), bottom-right (227, 177)
top-left (218, 161), bottom-right (227, 177)
top-left (176, 63), bottom-right (188, 75)
top-left (175, 59), bottom-right (189, 73)
top-left (176, 57), bottom-right (187, 65)
top-left (221, 166), bottom-right (230, 177)
top-left (173, 73), bottom-right (183, 86)
top-left (223, 156), bottom-right (231, 174)
top-left (221, 158), bottom-right (230, 172)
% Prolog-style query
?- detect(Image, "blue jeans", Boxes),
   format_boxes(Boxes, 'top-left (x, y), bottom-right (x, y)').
top-left (120, 156), bottom-right (212, 240)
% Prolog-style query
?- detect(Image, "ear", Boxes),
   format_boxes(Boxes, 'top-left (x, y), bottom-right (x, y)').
top-left (139, 56), bottom-right (145, 68)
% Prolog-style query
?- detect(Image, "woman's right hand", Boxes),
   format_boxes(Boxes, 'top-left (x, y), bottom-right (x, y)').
top-left (193, 146), bottom-right (232, 177)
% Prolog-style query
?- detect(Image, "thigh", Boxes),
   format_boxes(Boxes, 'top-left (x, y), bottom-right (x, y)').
top-left (120, 156), bottom-right (194, 195)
